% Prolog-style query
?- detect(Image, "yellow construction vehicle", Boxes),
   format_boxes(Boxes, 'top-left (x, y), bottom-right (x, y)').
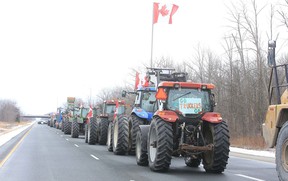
top-left (262, 40), bottom-right (288, 181)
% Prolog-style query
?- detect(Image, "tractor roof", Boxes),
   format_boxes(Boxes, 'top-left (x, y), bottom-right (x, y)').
top-left (104, 99), bottom-right (125, 105)
top-left (137, 87), bottom-right (156, 91)
top-left (158, 81), bottom-right (215, 90)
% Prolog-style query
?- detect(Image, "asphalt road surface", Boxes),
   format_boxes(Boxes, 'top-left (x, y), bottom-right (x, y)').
top-left (0, 124), bottom-right (278, 181)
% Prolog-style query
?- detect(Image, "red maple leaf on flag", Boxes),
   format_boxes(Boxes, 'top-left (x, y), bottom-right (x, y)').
top-left (159, 5), bottom-right (169, 16)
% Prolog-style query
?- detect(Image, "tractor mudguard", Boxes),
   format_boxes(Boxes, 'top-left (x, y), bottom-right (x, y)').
top-left (201, 112), bottom-right (222, 123)
top-left (154, 110), bottom-right (179, 122)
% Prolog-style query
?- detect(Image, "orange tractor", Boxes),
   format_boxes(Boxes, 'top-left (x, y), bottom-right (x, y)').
top-left (136, 81), bottom-right (230, 173)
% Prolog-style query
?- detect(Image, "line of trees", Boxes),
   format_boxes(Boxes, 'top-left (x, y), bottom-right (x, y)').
top-left (0, 99), bottom-right (21, 122)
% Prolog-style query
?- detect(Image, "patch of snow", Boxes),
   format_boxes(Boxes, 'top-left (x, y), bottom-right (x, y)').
top-left (230, 147), bottom-right (275, 158)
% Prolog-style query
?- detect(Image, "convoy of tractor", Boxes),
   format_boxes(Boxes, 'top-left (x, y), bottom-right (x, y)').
top-left (47, 67), bottom-right (232, 175)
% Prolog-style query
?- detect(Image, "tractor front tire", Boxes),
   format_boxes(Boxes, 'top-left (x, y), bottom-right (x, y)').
top-left (136, 125), bottom-right (149, 166)
top-left (71, 120), bottom-right (79, 138)
top-left (276, 121), bottom-right (288, 181)
top-left (202, 121), bottom-right (230, 173)
top-left (98, 118), bottom-right (109, 145)
top-left (113, 115), bottom-right (129, 155)
top-left (148, 117), bottom-right (173, 172)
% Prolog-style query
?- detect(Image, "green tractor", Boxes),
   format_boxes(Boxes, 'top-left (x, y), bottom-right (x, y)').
top-left (62, 97), bottom-right (89, 138)
top-left (70, 106), bottom-right (89, 138)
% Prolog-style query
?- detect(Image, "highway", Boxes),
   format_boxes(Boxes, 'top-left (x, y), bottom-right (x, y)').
top-left (0, 124), bottom-right (278, 181)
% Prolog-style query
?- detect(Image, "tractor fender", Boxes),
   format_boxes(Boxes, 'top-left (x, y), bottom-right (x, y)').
top-left (201, 112), bottom-right (223, 123)
top-left (153, 110), bottom-right (179, 123)
top-left (132, 107), bottom-right (148, 119)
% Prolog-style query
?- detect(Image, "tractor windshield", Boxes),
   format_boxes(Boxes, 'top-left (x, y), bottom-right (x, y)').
top-left (81, 108), bottom-right (89, 117)
top-left (141, 91), bottom-right (157, 112)
top-left (167, 88), bottom-right (211, 114)
top-left (105, 104), bottom-right (116, 114)
top-left (117, 105), bottom-right (125, 115)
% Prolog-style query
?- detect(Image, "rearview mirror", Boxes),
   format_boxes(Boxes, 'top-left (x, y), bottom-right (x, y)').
top-left (122, 90), bottom-right (127, 97)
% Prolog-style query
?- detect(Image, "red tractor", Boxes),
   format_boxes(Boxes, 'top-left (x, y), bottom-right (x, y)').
top-left (136, 81), bottom-right (230, 173)
top-left (85, 99), bottom-right (126, 146)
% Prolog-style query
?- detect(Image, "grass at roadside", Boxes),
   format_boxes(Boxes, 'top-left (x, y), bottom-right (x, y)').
top-left (231, 136), bottom-right (267, 150)
top-left (0, 121), bottom-right (33, 135)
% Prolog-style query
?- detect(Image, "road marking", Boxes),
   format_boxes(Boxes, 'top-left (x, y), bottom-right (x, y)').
top-left (74, 144), bottom-right (79, 147)
top-left (0, 126), bottom-right (33, 168)
top-left (90, 154), bottom-right (99, 160)
top-left (235, 174), bottom-right (265, 181)
top-left (60, 135), bottom-right (63, 137)
top-left (66, 138), bottom-right (69, 141)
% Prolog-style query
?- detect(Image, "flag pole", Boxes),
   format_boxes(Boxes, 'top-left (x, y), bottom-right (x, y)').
top-left (150, 3), bottom-right (155, 67)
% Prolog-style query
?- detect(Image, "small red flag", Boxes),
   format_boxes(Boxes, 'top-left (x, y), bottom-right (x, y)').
top-left (135, 72), bottom-right (140, 90)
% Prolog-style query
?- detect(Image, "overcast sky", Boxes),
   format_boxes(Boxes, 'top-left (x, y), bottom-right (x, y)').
top-left (0, 0), bottom-right (284, 115)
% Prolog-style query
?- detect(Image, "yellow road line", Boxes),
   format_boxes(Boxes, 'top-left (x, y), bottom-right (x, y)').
top-left (0, 126), bottom-right (33, 168)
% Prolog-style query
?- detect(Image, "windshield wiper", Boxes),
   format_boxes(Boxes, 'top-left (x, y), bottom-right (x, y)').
top-left (173, 92), bottom-right (192, 101)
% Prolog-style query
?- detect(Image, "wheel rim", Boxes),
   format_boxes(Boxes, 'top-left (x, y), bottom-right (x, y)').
top-left (107, 124), bottom-right (111, 146)
top-left (113, 121), bottom-right (118, 148)
top-left (282, 139), bottom-right (288, 171)
top-left (149, 127), bottom-right (157, 162)
top-left (88, 124), bottom-right (91, 141)
top-left (136, 133), bottom-right (141, 160)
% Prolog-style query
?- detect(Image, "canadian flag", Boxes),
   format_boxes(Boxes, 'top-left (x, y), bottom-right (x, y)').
top-left (135, 72), bottom-right (149, 89)
top-left (153, 2), bottom-right (179, 24)
top-left (87, 105), bottom-right (93, 119)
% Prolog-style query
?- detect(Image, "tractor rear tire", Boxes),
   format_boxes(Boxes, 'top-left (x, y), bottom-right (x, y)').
top-left (136, 125), bottom-right (149, 166)
top-left (148, 117), bottom-right (173, 172)
top-left (98, 118), bottom-right (109, 145)
top-left (185, 157), bottom-right (201, 167)
top-left (276, 121), bottom-right (288, 181)
top-left (71, 120), bottom-right (79, 138)
top-left (88, 117), bottom-right (98, 145)
top-left (63, 119), bottom-right (71, 134)
top-left (107, 122), bottom-right (113, 152)
top-left (202, 121), bottom-right (230, 173)
top-left (61, 121), bottom-right (64, 132)
top-left (113, 115), bottom-right (129, 155)
top-left (128, 115), bottom-right (144, 155)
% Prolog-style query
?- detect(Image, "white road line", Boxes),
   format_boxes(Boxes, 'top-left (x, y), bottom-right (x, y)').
top-left (74, 144), bottom-right (79, 147)
top-left (90, 154), bottom-right (99, 160)
top-left (235, 174), bottom-right (265, 181)
top-left (66, 138), bottom-right (69, 141)
top-left (60, 135), bottom-right (63, 137)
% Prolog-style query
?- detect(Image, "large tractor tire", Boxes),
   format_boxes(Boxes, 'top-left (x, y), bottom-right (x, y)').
top-left (71, 120), bottom-right (79, 138)
top-left (136, 125), bottom-right (150, 166)
top-left (202, 121), bottom-right (230, 173)
top-left (107, 122), bottom-right (113, 152)
top-left (113, 115), bottom-right (129, 155)
top-left (63, 119), bottom-right (71, 135)
top-left (148, 117), bottom-right (173, 172)
top-left (87, 117), bottom-right (98, 145)
top-left (61, 121), bottom-right (64, 132)
top-left (97, 118), bottom-right (109, 145)
top-left (276, 121), bottom-right (288, 181)
top-left (128, 115), bottom-right (144, 155)
top-left (184, 157), bottom-right (201, 167)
